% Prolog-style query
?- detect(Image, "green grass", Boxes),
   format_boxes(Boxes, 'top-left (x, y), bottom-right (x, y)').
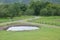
top-left (0, 27), bottom-right (60, 40)
top-left (28, 16), bottom-right (60, 26)
top-left (0, 16), bottom-right (34, 27)
top-left (0, 16), bottom-right (34, 23)
top-left (0, 16), bottom-right (60, 40)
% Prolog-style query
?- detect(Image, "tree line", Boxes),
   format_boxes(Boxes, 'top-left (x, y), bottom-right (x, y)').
top-left (0, 1), bottom-right (60, 18)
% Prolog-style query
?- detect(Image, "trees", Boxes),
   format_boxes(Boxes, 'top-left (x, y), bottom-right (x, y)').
top-left (0, 4), bottom-right (9, 18)
top-left (40, 8), bottom-right (48, 16)
top-left (24, 9), bottom-right (34, 15)
top-left (30, 1), bottom-right (42, 15)
top-left (55, 7), bottom-right (60, 16)
top-left (46, 4), bottom-right (60, 16)
top-left (19, 3), bottom-right (27, 15)
top-left (0, 3), bottom-right (27, 18)
top-left (0, 1), bottom-right (60, 18)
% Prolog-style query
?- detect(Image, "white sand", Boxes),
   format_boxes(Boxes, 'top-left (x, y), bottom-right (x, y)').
top-left (7, 26), bottom-right (39, 31)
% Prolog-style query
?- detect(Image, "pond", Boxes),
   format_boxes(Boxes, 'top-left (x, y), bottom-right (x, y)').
top-left (7, 26), bottom-right (39, 31)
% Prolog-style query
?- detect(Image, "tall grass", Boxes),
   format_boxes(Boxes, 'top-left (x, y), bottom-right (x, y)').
top-left (28, 16), bottom-right (60, 26)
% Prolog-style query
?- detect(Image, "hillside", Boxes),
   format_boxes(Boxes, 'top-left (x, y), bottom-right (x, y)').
top-left (45, 0), bottom-right (60, 4)
top-left (0, 0), bottom-right (60, 4)
top-left (0, 0), bottom-right (30, 4)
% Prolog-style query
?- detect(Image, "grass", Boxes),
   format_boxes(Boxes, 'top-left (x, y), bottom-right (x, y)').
top-left (0, 27), bottom-right (60, 40)
top-left (0, 16), bottom-right (34, 27)
top-left (28, 16), bottom-right (60, 26)
top-left (0, 16), bottom-right (34, 23)
top-left (0, 16), bottom-right (60, 40)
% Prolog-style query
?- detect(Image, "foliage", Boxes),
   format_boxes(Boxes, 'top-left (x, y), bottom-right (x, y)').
top-left (0, 1), bottom-right (60, 18)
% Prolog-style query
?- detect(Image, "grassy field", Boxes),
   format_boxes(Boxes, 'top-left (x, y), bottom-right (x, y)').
top-left (28, 16), bottom-right (60, 26)
top-left (0, 16), bottom-right (34, 23)
top-left (0, 27), bottom-right (60, 40)
top-left (0, 16), bottom-right (34, 27)
top-left (0, 16), bottom-right (60, 40)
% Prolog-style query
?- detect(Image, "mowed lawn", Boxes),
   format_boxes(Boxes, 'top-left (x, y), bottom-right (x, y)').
top-left (0, 27), bottom-right (60, 40)
top-left (0, 16), bottom-right (60, 40)
top-left (28, 16), bottom-right (60, 26)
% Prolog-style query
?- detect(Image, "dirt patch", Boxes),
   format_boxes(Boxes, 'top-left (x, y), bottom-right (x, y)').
top-left (0, 27), bottom-right (8, 30)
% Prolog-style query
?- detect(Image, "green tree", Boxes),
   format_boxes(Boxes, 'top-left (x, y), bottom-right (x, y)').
top-left (24, 9), bottom-right (34, 15)
top-left (40, 8), bottom-right (48, 16)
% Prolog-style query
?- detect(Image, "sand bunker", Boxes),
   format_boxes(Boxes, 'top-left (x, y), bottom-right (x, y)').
top-left (7, 26), bottom-right (39, 31)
